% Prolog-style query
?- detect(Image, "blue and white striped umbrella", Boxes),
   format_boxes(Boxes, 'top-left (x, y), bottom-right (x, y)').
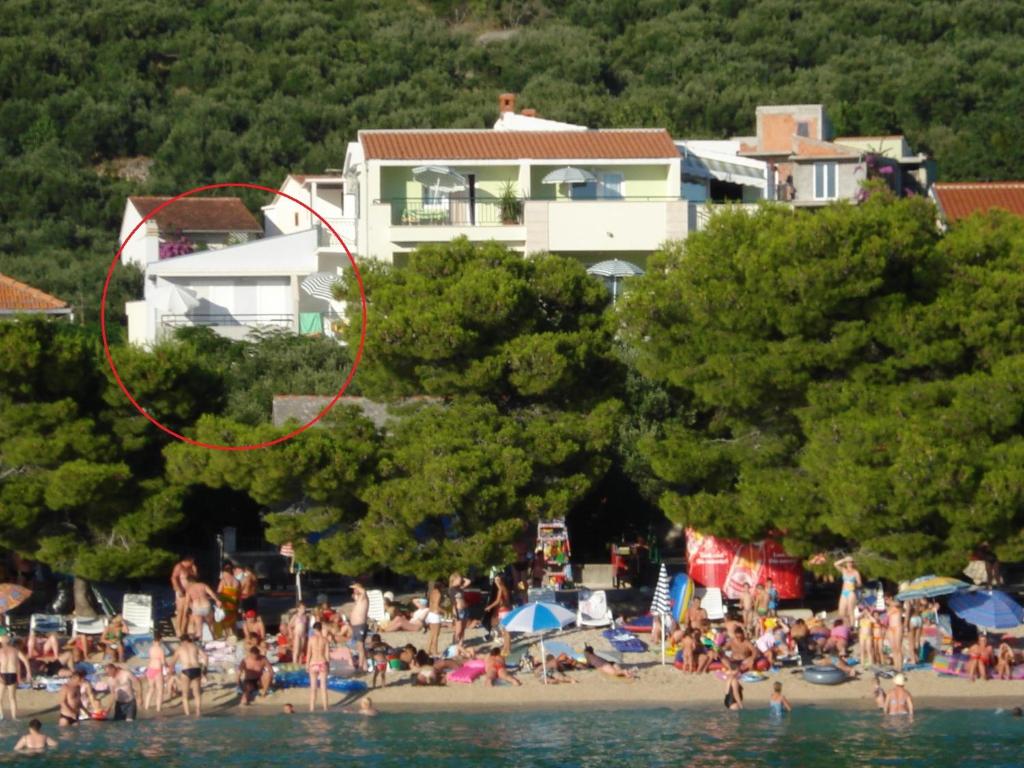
top-left (501, 601), bottom-right (575, 685)
top-left (501, 601), bottom-right (575, 633)
top-left (650, 563), bottom-right (671, 665)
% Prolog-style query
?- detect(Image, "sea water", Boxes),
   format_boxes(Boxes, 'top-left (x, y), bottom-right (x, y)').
top-left (0, 707), bottom-right (1020, 767)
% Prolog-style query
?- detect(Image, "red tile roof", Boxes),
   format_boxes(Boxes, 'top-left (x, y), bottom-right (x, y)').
top-left (932, 182), bottom-right (1024, 223)
top-left (128, 196), bottom-right (262, 232)
top-left (359, 130), bottom-right (679, 160)
top-left (0, 273), bottom-right (69, 313)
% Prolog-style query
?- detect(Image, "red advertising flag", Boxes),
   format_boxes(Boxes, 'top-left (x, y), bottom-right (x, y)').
top-left (762, 538), bottom-right (804, 599)
top-left (685, 529), bottom-right (804, 600)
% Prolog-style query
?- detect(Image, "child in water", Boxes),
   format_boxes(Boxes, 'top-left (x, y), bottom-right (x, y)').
top-left (769, 681), bottom-right (792, 715)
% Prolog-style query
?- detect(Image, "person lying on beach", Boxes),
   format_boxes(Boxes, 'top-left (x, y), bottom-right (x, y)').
top-left (995, 642), bottom-right (1015, 681)
top-left (13, 719), bottom-right (57, 752)
top-left (966, 636), bottom-right (994, 682)
top-left (582, 646), bottom-right (638, 680)
top-left (484, 648), bottom-right (522, 687)
top-left (27, 631), bottom-right (74, 678)
top-left (379, 599), bottom-right (428, 633)
top-left (538, 654), bottom-right (578, 684)
top-left (769, 681), bottom-right (791, 715)
top-left (410, 650), bottom-right (446, 685)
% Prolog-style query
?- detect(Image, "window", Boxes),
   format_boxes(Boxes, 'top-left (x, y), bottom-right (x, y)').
top-left (570, 181), bottom-right (597, 200)
top-left (796, 121), bottom-right (810, 138)
top-left (814, 161), bottom-right (837, 199)
top-left (600, 173), bottom-right (624, 199)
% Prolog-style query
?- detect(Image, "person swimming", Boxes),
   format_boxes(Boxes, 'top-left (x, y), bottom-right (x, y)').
top-left (769, 681), bottom-right (791, 715)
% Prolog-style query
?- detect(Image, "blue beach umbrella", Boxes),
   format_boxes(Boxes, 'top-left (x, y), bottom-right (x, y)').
top-left (501, 601), bottom-right (576, 685)
top-left (895, 575), bottom-right (970, 602)
top-left (948, 590), bottom-right (1024, 631)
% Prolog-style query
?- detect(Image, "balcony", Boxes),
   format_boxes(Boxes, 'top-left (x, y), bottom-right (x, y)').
top-left (160, 312), bottom-right (294, 341)
top-left (316, 218), bottom-right (358, 252)
top-left (524, 197), bottom-right (691, 252)
top-left (371, 199), bottom-right (527, 247)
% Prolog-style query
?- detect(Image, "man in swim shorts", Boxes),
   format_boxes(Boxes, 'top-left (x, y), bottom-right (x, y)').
top-left (349, 583), bottom-right (369, 671)
top-left (58, 670), bottom-right (98, 727)
top-left (171, 634), bottom-right (207, 718)
top-left (170, 555), bottom-right (197, 638)
top-left (102, 663), bottom-right (141, 722)
top-left (0, 631), bottom-right (31, 721)
top-left (238, 564), bottom-right (259, 616)
top-left (237, 646), bottom-right (274, 704)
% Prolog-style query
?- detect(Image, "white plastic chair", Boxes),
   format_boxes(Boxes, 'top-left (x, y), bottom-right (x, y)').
top-left (576, 589), bottom-right (614, 627)
top-left (29, 614), bottom-right (68, 635)
top-left (701, 588), bottom-right (726, 622)
top-left (72, 615), bottom-right (109, 637)
top-left (122, 593), bottom-right (153, 636)
top-left (366, 590), bottom-right (387, 627)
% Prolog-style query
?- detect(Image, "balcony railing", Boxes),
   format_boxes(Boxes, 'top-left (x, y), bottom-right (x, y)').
top-left (382, 198), bottom-right (522, 227)
top-left (160, 313), bottom-right (293, 328)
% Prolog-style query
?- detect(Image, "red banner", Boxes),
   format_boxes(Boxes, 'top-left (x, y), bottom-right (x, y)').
top-left (685, 529), bottom-right (804, 599)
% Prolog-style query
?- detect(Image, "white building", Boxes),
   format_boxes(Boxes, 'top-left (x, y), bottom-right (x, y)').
top-left (118, 196), bottom-right (263, 269)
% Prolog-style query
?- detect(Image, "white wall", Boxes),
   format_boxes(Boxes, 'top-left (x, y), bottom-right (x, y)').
top-left (525, 199), bottom-right (689, 252)
top-left (118, 202), bottom-right (159, 268)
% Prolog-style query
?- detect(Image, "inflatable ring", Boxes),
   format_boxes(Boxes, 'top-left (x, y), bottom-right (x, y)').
top-left (803, 665), bottom-right (847, 685)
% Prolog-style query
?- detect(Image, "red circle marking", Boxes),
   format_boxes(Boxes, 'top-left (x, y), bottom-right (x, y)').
top-left (100, 182), bottom-right (367, 451)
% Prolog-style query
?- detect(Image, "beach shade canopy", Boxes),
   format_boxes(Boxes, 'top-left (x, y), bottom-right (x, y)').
top-left (501, 601), bottom-right (576, 686)
top-left (153, 283), bottom-right (200, 314)
top-left (300, 272), bottom-right (342, 302)
top-left (896, 575), bottom-right (970, 602)
top-left (412, 165), bottom-right (467, 194)
top-left (0, 583), bottom-right (32, 613)
top-left (948, 589), bottom-right (1024, 630)
top-left (501, 601), bottom-right (576, 633)
top-left (542, 166), bottom-right (597, 187)
top-left (586, 259), bottom-right (645, 279)
top-left (650, 563), bottom-right (671, 665)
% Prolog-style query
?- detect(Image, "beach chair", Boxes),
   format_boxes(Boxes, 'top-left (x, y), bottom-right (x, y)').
top-left (701, 588), bottom-right (726, 622)
top-left (366, 589), bottom-right (387, 628)
top-left (122, 593), bottom-right (153, 636)
top-left (577, 589), bottom-right (614, 628)
top-left (29, 613), bottom-right (68, 636)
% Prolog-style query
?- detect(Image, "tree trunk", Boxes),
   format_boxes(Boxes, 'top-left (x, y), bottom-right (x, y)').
top-left (73, 575), bottom-right (98, 618)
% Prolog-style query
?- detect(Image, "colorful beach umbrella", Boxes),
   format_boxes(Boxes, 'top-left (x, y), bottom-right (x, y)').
top-left (650, 564), bottom-right (671, 666)
top-left (0, 583), bottom-right (31, 613)
top-left (501, 601), bottom-right (576, 686)
top-left (896, 575), bottom-right (970, 602)
top-left (948, 590), bottom-right (1024, 630)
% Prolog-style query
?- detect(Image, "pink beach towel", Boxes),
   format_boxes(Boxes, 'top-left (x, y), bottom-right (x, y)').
top-left (446, 659), bottom-right (486, 684)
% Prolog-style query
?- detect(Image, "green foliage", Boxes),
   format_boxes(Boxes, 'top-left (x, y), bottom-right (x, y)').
top-left (620, 199), bottom-right (1024, 579)
top-left (336, 238), bottom-right (616, 406)
top-left (3, 0), bottom-right (1023, 326)
top-left (0, 320), bottom-right (183, 580)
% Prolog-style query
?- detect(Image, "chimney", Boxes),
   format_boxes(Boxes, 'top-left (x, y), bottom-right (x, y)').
top-left (499, 93), bottom-right (516, 114)
top-left (521, 108), bottom-right (537, 117)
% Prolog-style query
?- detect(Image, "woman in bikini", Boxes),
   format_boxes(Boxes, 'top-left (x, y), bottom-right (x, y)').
top-left (906, 602), bottom-right (923, 663)
top-left (426, 580), bottom-right (444, 658)
top-left (833, 557), bottom-right (861, 628)
top-left (143, 631), bottom-right (169, 713)
top-left (306, 622), bottom-right (329, 712)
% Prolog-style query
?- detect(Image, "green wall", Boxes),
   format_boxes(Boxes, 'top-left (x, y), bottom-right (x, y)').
top-left (380, 165), bottom-right (518, 201)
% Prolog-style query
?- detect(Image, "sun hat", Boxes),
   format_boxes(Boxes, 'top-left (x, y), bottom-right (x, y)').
top-left (245, 609), bottom-right (257, 619)
top-left (893, 673), bottom-right (906, 687)
top-left (383, 591), bottom-right (395, 602)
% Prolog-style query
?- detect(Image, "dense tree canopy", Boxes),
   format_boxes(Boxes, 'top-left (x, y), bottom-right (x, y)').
top-left (619, 197), bottom-right (1024, 579)
top-left (3, 0), bottom-right (1024, 323)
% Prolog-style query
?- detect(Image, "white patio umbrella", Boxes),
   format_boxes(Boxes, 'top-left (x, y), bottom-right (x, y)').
top-left (153, 283), bottom-right (200, 315)
top-left (300, 272), bottom-right (342, 302)
top-left (542, 166), bottom-right (596, 198)
top-left (650, 563), bottom-right (671, 665)
top-left (586, 259), bottom-right (645, 303)
top-left (501, 601), bottom-right (576, 685)
top-left (412, 165), bottom-right (467, 199)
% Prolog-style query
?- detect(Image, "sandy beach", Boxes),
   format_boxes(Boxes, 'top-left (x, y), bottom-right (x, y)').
top-left (10, 624), bottom-right (1024, 723)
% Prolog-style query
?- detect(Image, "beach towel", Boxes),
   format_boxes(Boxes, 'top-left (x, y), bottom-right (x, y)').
top-left (602, 630), bottom-right (648, 653)
top-left (621, 615), bottom-right (654, 634)
top-left (933, 653), bottom-right (1024, 680)
top-left (447, 659), bottom-right (487, 684)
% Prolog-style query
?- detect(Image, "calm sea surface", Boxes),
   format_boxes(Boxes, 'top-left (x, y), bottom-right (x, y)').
top-left (0, 707), bottom-right (1020, 766)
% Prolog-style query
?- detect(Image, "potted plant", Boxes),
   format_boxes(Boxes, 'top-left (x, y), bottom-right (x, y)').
top-left (499, 181), bottom-right (522, 224)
